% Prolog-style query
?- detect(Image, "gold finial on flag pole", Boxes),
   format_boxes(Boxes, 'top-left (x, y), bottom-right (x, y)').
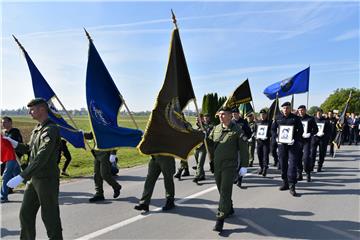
top-left (171, 9), bottom-right (178, 29)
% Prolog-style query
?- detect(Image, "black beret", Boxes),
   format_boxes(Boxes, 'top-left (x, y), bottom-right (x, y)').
top-left (27, 98), bottom-right (48, 107)
top-left (259, 109), bottom-right (267, 114)
top-left (297, 105), bottom-right (306, 109)
top-left (317, 108), bottom-right (323, 112)
top-left (218, 106), bottom-right (233, 113)
top-left (203, 113), bottom-right (210, 117)
top-left (281, 102), bottom-right (291, 107)
top-left (231, 107), bottom-right (240, 113)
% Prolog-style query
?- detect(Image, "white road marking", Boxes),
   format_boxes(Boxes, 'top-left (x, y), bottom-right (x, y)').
top-left (75, 186), bottom-right (218, 240)
top-left (317, 223), bottom-right (358, 240)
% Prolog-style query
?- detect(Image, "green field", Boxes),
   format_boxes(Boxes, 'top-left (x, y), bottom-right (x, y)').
top-left (10, 114), bottom-right (197, 179)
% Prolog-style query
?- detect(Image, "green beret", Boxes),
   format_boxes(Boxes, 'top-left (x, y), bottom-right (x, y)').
top-left (218, 106), bottom-right (232, 113)
top-left (27, 98), bottom-right (48, 107)
top-left (259, 109), bottom-right (267, 114)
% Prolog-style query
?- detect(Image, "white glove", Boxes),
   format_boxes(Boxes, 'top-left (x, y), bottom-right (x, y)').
top-left (7, 175), bottom-right (24, 188)
top-left (316, 132), bottom-right (324, 137)
top-left (302, 133), bottom-right (311, 138)
top-left (247, 138), bottom-right (253, 143)
top-left (239, 167), bottom-right (247, 176)
top-left (287, 139), bottom-right (295, 145)
top-left (109, 154), bottom-right (117, 163)
top-left (3, 136), bottom-right (18, 148)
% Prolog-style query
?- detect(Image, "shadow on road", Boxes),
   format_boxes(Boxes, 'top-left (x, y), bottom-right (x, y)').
top-left (1, 228), bottom-right (20, 238)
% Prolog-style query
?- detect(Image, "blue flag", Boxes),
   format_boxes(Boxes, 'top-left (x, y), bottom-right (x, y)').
top-left (85, 31), bottom-right (142, 149)
top-left (263, 67), bottom-right (310, 100)
top-left (13, 36), bottom-right (85, 148)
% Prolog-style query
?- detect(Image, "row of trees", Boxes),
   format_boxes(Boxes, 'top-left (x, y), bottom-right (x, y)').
top-left (201, 93), bottom-right (227, 124)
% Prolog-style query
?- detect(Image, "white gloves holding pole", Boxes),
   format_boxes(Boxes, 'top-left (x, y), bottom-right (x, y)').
top-left (109, 154), bottom-right (117, 163)
top-left (7, 175), bottom-right (24, 188)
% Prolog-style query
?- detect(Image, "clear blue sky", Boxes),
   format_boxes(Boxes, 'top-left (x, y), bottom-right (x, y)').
top-left (1, 1), bottom-right (359, 112)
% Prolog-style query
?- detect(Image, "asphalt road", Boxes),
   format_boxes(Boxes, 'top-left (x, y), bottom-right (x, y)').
top-left (1, 145), bottom-right (359, 239)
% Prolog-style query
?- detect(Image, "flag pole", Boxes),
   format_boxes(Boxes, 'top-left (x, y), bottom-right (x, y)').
top-left (13, 35), bottom-right (90, 149)
top-left (53, 95), bottom-right (92, 150)
top-left (171, 10), bottom-right (210, 157)
top-left (119, 95), bottom-right (139, 129)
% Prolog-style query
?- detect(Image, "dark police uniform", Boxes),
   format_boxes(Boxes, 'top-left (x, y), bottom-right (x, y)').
top-left (135, 155), bottom-right (176, 211)
top-left (247, 118), bottom-right (256, 167)
top-left (255, 117), bottom-right (271, 176)
top-left (271, 106), bottom-right (303, 195)
top-left (328, 116), bottom-right (337, 156)
top-left (311, 116), bottom-right (331, 172)
top-left (209, 121), bottom-right (249, 229)
top-left (298, 113), bottom-right (318, 181)
top-left (16, 98), bottom-right (62, 240)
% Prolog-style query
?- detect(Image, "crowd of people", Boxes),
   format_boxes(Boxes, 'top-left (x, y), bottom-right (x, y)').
top-left (1, 98), bottom-right (359, 237)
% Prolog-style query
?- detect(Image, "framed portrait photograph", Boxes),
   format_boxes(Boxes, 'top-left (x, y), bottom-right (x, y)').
top-left (317, 123), bottom-right (325, 135)
top-left (256, 125), bottom-right (268, 139)
top-left (302, 121), bottom-right (308, 134)
top-left (278, 125), bottom-right (294, 144)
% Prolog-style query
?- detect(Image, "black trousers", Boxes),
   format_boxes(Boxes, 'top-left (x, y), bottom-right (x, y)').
top-left (270, 138), bottom-right (279, 165)
top-left (349, 127), bottom-right (358, 144)
top-left (298, 139), bottom-right (312, 174)
top-left (57, 147), bottom-right (72, 172)
top-left (278, 142), bottom-right (300, 184)
top-left (256, 140), bottom-right (270, 169)
top-left (311, 137), bottom-right (329, 169)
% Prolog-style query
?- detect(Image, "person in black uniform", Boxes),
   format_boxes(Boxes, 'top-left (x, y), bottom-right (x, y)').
top-left (255, 109), bottom-right (271, 177)
top-left (297, 105), bottom-right (318, 182)
top-left (311, 109), bottom-right (331, 172)
top-left (232, 108), bottom-right (251, 187)
top-left (57, 139), bottom-right (72, 176)
top-left (327, 111), bottom-right (337, 157)
top-left (271, 102), bottom-right (303, 196)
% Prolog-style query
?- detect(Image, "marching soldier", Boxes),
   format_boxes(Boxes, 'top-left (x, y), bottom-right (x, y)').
top-left (255, 109), bottom-right (271, 177)
top-left (246, 113), bottom-right (256, 167)
top-left (327, 111), bottom-right (337, 157)
top-left (134, 155), bottom-right (176, 212)
top-left (193, 114), bottom-right (213, 184)
top-left (271, 102), bottom-right (303, 197)
top-left (311, 109), bottom-right (331, 172)
top-left (173, 159), bottom-right (190, 180)
top-left (83, 132), bottom-right (122, 202)
top-left (209, 107), bottom-right (249, 232)
top-left (5, 98), bottom-right (63, 240)
top-left (297, 105), bottom-right (318, 182)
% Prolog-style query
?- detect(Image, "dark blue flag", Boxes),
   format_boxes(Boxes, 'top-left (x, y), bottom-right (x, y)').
top-left (263, 67), bottom-right (310, 100)
top-left (85, 30), bottom-right (142, 149)
top-left (13, 36), bottom-right (85, 148)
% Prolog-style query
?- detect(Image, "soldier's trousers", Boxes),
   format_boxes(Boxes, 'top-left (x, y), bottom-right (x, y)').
top-left (311, 137), bottom-right (329, 169)
top-left (278, 143), bottom-right (300, 184)
top-left (270, 138), bottom-right (279, 165)
top-left (140, 157), bottom-right (175, 205)
top-left (349, 127), bottom-right (358, 144)
top-left (195, 146), bottom-right (207, 178)
top-left (93, 152), bottom-right (121, 196)
top-left (256, 140), bottom-right (270, 170)
top-left (20, 178), bottom-right (62, 240)
top-left (248, 141), bottom-right (255, 165)
top-left (298, 139), bottom-right (312, 174)
top-left (179, 160), bottom-right (189, 169)
top-left (214, 166), bottom-right (236, 220)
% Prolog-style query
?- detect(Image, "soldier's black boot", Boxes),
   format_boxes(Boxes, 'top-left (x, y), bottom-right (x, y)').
top-left (209, 161), bottom-right (214, 174)
top-left (213, 219), bottom-right (224, 232)
top-left (113, 185), bottom-right (122, 198)
top-left (236, 176), bottom-right (243, 188)
top-left (306, 173), bottom-right (311, 182)
top-left (317, 164), bottom-right (322, 172)
top-left (257, 168), bottom-right (263, 175)
top-left (297, 173), bottom-right (303, 181)
top-left (182, 168), bottom-right (190, 177)
top-left (279, 180), bottom-right (289, 191)
top-left (262, 167), bottom-right (267, 177)
top-left (89, 195), bottom-right (105, 203)
top-left (174, 168), bottom-right (183, 180)
top-left (289, 184), bottom-right (298, 197)
top-left (134, 203), bottom-right (149, 212)
top-left (162, 197), bottom-right (175, 211)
